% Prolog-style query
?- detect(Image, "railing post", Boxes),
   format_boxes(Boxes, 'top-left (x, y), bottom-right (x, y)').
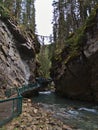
top-left (12, 98), bottom-right (15, 114)
top-left (0, 96), bottom-right (23, 127)
top-left (19, 96), bottom-right (22, 114)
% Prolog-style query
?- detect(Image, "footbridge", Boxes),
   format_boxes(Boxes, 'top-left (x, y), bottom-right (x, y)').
top-left (0, 77), bottom-right (52, 127)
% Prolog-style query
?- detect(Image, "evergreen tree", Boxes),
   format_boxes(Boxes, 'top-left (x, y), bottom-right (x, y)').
top-left (2, 0), bottom-right (36, 32)
top-left (52, 0), bottom-right (98, 49)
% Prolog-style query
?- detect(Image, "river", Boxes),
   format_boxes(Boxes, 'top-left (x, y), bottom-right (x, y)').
top-left (32, 91), bottom-right (98, 130)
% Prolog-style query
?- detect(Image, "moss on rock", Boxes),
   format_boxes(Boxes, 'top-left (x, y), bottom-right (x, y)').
top-left (53, 4), bottom-right (98, 66)
top-left (0, 4), bottom-right (10, 19)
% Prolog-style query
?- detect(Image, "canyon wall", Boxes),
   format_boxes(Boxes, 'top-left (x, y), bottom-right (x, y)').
top-left (50, 6), bottom-right (98, 103)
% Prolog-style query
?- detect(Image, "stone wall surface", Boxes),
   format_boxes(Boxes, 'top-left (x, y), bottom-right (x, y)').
top-left (50, 7), bottom-right (98, 103)
top-left (0, 19), bottom-right (40, 97)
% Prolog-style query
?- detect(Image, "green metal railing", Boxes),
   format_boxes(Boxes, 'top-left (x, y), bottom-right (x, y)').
top-left (5, 83), bottom-right (40, 98)
top-left (0, 77), bottom-right (51, 127)
top-left (0, 96), bottom-right (22, 127)
top-left (18, 82), bottom-right (40, 95)
top-left (0, 82), bottom-right (40, 127)
top-left (5, 87), bottom-right (18, 98)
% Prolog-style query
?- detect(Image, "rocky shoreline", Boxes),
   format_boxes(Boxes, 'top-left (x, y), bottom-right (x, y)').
top-left (1, 99), bottom-right (74, 130)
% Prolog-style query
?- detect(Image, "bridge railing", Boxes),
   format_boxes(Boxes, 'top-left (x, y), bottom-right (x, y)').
top-left (18, 82), bottom-right (40, 95)
top-left (4, 82), bottom-right (40, 97)
top-left (0, 96), bottom-right (22, 127)
top-left (5, 87), bottom-right (18, 97)
top-left (0, 79), bottom-right (49, 127)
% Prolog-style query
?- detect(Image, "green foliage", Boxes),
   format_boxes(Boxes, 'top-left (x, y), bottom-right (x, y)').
top-left (38, 45), bottom-right (51, 78)
top-left (0, 0), bottom-right (36, 32)
top-left (0, 128), bottom-right (6, 130)
top-left (85, 6), bottom-right (97, 29)
top-left (53, 4), bottom-right (98, 65)
top-left (0, 127), bottom-right (19, 130)
top-left (0, 4), bottom-right (10, 19)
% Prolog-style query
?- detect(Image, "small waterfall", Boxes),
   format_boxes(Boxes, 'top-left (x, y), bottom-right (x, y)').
top-left (23, 61), bottom-right (30, 84)
top-left (22, 61), bottom-right (30, 84)
top-left (0, 20), bottom-right (31, 86)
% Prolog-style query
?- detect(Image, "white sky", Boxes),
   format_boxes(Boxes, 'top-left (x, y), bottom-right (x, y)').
top-left (35, 0), bottom-right (53, 36)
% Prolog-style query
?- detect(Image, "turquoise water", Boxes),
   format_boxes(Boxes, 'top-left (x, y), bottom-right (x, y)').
top-left (32, 91), bottom-right (98, 130)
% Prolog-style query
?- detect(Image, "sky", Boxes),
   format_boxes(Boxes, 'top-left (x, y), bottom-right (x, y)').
top-left (35, 0), bottom-right (53, 36)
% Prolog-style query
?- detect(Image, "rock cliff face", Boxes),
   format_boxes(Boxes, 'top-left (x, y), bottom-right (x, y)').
top-left (0, 17), bottom-right (40, 97)
top-left (50, 6), bottom-right (98, 102)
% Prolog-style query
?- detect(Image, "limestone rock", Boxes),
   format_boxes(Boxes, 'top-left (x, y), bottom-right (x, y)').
top-left (0, 17), bottom-right (40, 97)
top-left (50, 7), bottom-right (98, 103)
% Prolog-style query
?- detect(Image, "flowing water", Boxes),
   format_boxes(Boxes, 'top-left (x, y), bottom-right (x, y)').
top-left (32, 91), bottom-right (98, 130)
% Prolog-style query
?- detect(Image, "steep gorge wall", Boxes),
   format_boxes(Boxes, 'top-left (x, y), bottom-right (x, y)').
top-left (50, 6), bottom-right (98, 103)
top-left (0, 18), bottom-right (40, 98)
